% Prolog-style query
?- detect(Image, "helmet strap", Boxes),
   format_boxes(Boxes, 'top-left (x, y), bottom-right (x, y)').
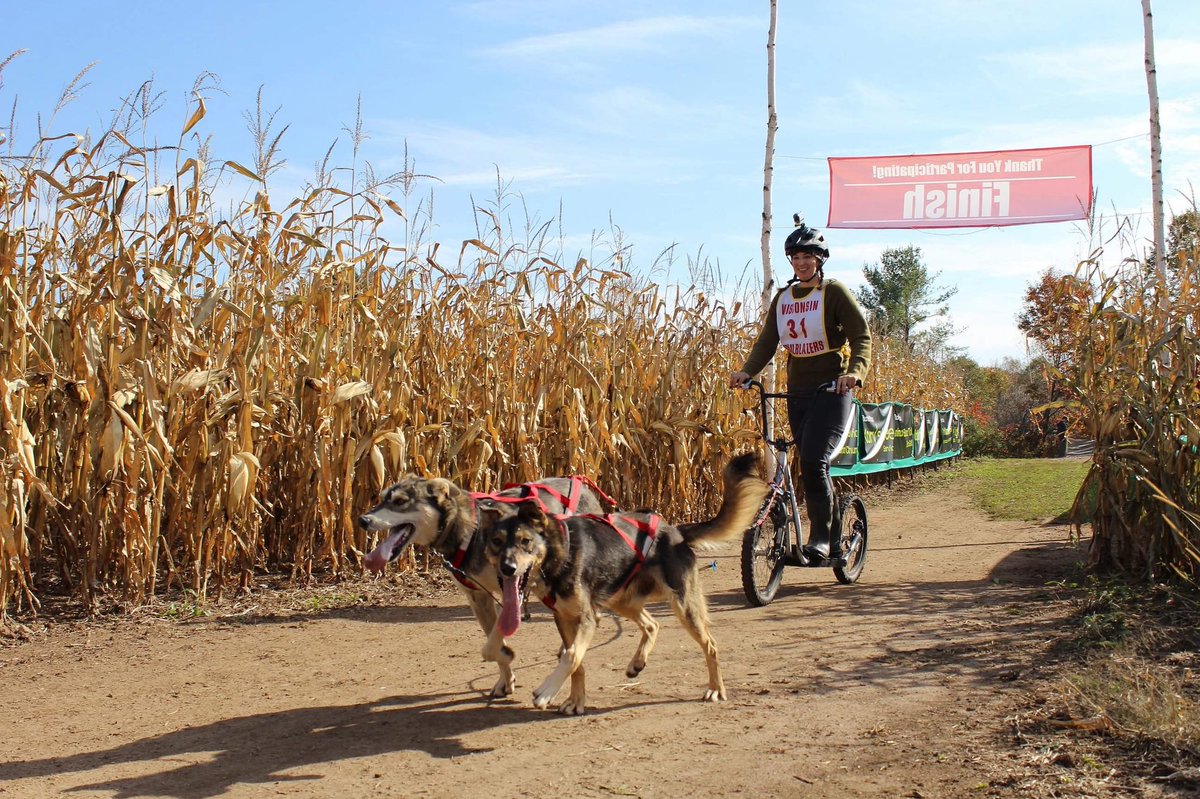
top-left (785, 269), bottom-right (824, 288)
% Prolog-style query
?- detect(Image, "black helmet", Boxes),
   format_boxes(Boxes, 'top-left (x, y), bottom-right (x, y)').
top-left (783, 214), bottom-right (830, 260)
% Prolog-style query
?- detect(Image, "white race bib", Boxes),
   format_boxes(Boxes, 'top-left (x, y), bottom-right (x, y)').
top-left (777, 285), bottom-right (829, 357)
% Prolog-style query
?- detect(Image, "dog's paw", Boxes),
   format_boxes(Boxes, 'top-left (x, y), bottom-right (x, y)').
top-left (533, 674), bottom-right (567, 709)
top-left (489, 676), bottom-right (516, 698)
top-left (701, 688), bottom-right (726, 703)
top-left (558, 697), bottom-right (587, 716)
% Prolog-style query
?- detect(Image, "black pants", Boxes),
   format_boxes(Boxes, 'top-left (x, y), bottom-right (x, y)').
top-left (786, 387), bottom-right (852, 548)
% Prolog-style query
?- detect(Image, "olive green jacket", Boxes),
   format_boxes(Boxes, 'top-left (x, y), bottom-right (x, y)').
top-left (739, 278), bottom-right (872, 390)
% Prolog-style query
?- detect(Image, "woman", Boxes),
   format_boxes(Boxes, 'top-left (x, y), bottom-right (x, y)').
top-left (729, 216), bottom-right (872, 563)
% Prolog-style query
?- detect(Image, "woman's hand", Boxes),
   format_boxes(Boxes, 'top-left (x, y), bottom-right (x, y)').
top-left (729, 371), bottom-right (751, 389)
top-left (835, 374), bottom-right (858, 395)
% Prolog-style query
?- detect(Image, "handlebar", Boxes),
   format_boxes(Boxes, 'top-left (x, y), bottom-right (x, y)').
top-left (739, 379), bottom-right (788, 447)
top-left (737, 378), bottom-right (840, 447)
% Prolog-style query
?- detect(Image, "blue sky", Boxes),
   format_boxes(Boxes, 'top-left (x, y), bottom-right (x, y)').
top-left (3, 1), bottom-right (1199, 364)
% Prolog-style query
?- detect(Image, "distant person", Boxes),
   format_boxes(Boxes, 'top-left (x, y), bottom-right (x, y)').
top-left (729, 215), bottom-right (872, 564)
top-left (1056, 417), bottom-right (1068, 458)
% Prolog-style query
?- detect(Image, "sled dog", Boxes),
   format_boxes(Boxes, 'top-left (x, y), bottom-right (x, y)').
top-left (359, 475), bottom-right (616, 698)
top-left (484, 452), bottom-right (767, 715)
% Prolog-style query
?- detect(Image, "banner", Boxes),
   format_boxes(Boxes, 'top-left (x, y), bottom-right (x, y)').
top-left (912, 410), bottom-right (928, 461)
top-left (828, 403), bottom-right (962, 478)
top-left (925, 410), bottom-right (940, 456)
top-left (891, 404), bottom-right (915, 461)
top-left (827, 145), bottom-right (1092, 229)
top-left (1065, 436), bottom-right (1096, 457)
top-left (939, 411), bottom-right (959, 454)
top-left (831, 402), bottom-right (860, 467)
top-left (859, 403), bottom-right (894, 465)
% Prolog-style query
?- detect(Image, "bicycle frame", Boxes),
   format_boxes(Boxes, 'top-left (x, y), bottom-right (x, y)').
top-left (746, 379), bottom-right (812, 567)
top-left (740, 380), bottom-right (869, 603)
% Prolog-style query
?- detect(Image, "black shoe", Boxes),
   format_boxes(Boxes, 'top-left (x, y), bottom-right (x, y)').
top-left (802, 542), bottom-right (830, 561)
top-left (828, 541), bottom-right (847, 568)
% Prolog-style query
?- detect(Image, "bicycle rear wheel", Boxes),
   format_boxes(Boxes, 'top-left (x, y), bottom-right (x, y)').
top-left (741, 497), bottom-right (790, 606)
top-left (834, 493), bottom-right (868, 584)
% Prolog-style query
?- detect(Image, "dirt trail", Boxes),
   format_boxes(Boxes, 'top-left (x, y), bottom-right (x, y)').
top-left (0, 486), bottom-right (1086, 798)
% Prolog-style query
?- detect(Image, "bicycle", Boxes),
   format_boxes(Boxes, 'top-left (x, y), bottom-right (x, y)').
top-left (738, 379), bottom-right (869, 606)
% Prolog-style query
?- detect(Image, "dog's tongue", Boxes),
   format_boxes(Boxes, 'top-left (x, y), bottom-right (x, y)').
top-left (498, 574), bottom-right (522, 637)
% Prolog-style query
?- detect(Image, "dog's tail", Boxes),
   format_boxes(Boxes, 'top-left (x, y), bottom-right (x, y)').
top-left (680, 452), bottom-right (769, 550)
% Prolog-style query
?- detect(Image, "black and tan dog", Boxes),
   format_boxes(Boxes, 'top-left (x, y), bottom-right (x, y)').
top-left (359, 475), bottom-right (616, 698)
top-left (484, 452), bottom-right (768, 715)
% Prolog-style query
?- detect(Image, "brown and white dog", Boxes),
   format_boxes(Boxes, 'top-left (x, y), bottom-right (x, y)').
top-left (358, 475), bottom-right (616, 698)
top-left (483, 452), bottom-right (768, 715)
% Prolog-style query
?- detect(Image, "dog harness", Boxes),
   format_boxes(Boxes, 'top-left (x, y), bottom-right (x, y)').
top-left (540, 512), bottom-right (660, 609)
top-left (442, 476), bottom-right (618, 591)
top-left (496, 474), bottom-right (619, 515)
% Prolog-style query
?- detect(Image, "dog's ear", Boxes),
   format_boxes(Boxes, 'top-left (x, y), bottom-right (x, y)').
top-left (516, 500), bottom-right (548, 527)
top-left (428, 478), bottom-right (453, 503)
top-left (477, 502), bottom-right (505, 526)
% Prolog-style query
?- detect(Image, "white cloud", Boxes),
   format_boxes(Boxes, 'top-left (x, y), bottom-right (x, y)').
top-left (982, 42), bottom-right (1144, 96)
top-left (369, 121), bottom-right (603, 188)
top-left (773, 158), bottom-right (835, 191)
top-left (436, 165), bottom-right (585, 188)
top-left (951, 305), bottom-right (1034, 365)
top-left (368, 107), bottom-right (725, 197)
top-left (979, 37), bottom-right (1200, 97)
top-left (564, 85), bottom-right (712, 137)
top-left (482, 15), bottom-right (760, 59)
top-left (1158, 38), bottom-right (1200, 74)
top-left (460, 0), bottom-right (594, 18)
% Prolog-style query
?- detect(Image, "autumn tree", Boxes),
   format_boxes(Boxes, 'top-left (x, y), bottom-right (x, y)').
top-left (1166, 208), bottom-right (1199, 298)
top-left (855, 245), bottom-right (959, 357)
top-left (1016, 269), bottom-right (1097, 453)
top-left (1167, 209), bottom-right (1199, 263)
top-left (950, 356), bottom-right (1010, 421)
top-left (948, 355), bottom-right (1056, 457)
top-left (949, 355), bottom-right (1011, 455)
top-left (1133, 208), bottom-right (1199, 298)
top-left (1016, 268), bottom-right (1094, 402)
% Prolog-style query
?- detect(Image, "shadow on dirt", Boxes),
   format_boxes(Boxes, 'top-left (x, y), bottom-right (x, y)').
top-left (0, 691), bottom-right (679, 799)
top-left (701, 538), bottom-right (1086, 696)
top-left (210, 601), bottom-right (478, 629)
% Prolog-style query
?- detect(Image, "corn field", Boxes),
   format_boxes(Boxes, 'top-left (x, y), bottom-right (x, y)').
top-left (0, 83), bottom-right (964, 620)
top-left (1066, 237), bottom-right (1200, 583)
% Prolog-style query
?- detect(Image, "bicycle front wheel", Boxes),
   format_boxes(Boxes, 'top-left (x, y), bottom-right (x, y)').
top-left (834, 493), bottom-right (869, 584)
top-left (741, 499), bottom-right (789, 606)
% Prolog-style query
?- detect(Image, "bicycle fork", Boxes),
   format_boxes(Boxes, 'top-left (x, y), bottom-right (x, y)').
top-left (772, 452), bottom-right (811, 567)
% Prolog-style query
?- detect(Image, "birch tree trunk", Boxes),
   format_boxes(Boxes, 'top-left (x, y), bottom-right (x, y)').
top-left (760, 0), bottom-right (778, 443)
top-left (761, 0), bottom-right (778, 309)
top-left (1142, 0), bottom-right (1167, 307)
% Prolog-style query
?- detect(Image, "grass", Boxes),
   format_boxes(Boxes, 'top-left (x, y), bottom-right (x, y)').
top-left (956, 457), bottom-right (1091, 523)
top-left (1051, 575), bottom-right (1135, 650)
top-left (996, 579), bottom-right (1200, 788)
top-left (1051, 579), bottom-right (1200, 759)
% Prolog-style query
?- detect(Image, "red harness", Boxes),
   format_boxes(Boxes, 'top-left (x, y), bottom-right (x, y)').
top-left (443, 476), bottom-right (618, 590)
top-left (478, 478), bottom-right (580, 516)
top-left (494, 474), bottom-right (618, 516)
top-left (541, 512), bottom-right (661, 609)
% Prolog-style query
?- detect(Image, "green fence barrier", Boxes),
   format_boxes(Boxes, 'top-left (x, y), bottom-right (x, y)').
top-left (829, 401), bottom-right (963, 478)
